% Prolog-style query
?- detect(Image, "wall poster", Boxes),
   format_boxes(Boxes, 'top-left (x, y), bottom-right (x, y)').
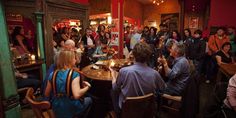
top-left (189, 17), bottom-right (199, 29)
top-left (161, 13), bottom-right (179, 31)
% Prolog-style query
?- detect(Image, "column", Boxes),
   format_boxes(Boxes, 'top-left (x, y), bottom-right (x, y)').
top-left (34, 12), bottom-right (46, 80)
top-left (0, 1), bottom-right (21, 117)
top-left (179, 0), bottom-right (185, 38)
top-left (112, 0), bottom-right (124, 58)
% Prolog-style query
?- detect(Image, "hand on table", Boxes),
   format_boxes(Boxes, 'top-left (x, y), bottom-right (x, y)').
top-left (109, 67), bottom-right (119, 84)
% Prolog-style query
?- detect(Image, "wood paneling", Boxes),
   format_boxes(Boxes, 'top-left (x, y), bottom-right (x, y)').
top-left (44, 0), bottom-right (89, 67)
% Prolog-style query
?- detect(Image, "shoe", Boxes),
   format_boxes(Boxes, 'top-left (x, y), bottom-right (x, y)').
top-left (205, 80), bottom-right (210, 84)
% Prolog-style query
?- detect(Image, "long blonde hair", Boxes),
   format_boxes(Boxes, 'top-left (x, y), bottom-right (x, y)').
top-left (57, 50), bottom-right (75, 69)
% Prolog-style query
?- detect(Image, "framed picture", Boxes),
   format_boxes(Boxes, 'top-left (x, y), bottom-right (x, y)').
top-left (189, 17), bottom-right (199, 29)
top-left (6, 13), bottom-right (23, 22)
top-left (161, 13), bottom-right (179, 31)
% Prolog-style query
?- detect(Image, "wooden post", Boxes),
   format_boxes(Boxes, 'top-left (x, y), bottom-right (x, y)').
top-left (34, 12), bottom-right (47, 80)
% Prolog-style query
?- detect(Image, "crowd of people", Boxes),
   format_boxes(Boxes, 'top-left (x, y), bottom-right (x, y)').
top-left (9, 23), bottom-right (236, 117)
top-left (46, 23), bottom-right (236, 117)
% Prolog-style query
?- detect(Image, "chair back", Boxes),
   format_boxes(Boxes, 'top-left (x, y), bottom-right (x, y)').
top-left (25, 88), bottom-right (54, 118)
top-left (180, 71), bottom-right (200, 118)
top-left (121, 93), bottom-right (156, 118)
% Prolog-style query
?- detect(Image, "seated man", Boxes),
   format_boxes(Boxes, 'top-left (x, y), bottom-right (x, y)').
top-left (15, 71), bottom-right (40, 92)
top-left (14, 66), bottom-right (40, 104)
top-left (158, 42), bottom-right (190, 95)
top-left (110, 42), bottom-right (166, 115)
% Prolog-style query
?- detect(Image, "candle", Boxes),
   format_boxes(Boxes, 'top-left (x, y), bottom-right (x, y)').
top-left (31, 54), bottom-right (35, 61)
top-left (110, 60), bottom-right (115, 67)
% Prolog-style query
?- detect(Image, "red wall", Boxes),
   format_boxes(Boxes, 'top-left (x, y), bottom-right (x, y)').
top-left (69, 0), bottom-right (88, 4)
top-left (209, 0), bottom-right (236, 28)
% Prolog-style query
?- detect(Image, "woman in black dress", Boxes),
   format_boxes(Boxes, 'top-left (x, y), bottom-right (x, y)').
top-left (215, 42), bottom-right (235, 65)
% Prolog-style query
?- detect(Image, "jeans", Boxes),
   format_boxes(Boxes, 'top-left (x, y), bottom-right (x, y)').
top-left (110, 90), bottom-right (121, 118)
top-left (16, 75), bottom-right (40, 91)
top-left (77, 97), bottom-right (93, 118)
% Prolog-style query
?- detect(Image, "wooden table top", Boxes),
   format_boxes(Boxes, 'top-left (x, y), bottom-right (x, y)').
top-left (81, 59), bottom-right (129, 81)
top-left (219, 63), bottom-right (236, 77)
top-left (15, 59), bottom-right (44, 69)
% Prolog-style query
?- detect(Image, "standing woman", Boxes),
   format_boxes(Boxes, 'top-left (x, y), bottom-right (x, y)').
top-left (44, 50), bottom-right (92, 118)
top-left (169, 30), bottom-right (181, 42)
top-left (11, 26), bottom-right (30, 54)
top-left (183, 28), bottom-right (193, 43)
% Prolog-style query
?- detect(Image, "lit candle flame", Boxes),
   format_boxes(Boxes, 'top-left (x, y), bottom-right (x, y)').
top-left (31, 54), bottom-right (35, 61)
top-left (110, 60), bottom-right (115, 67)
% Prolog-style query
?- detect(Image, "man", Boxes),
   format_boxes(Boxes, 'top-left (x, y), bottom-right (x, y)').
top-left (110, 42), bottom-right (166, 115)
top-left (81, 28), bottom-right (96, 57)
top-left (208, 27), bottom-right (230, 56)
top-left (158, 42), bottom-right (190, 95)
top-left (130, 27), bottom-right (141, 50)
top-left (187, 30), bottom-right (206, 74)
top-left (64, 39), bottom-right (76, 50)
top-left (207, 27), bottom-right (229, 83)
top-left (124, 26), bottom-right (132, 52)
top-left (156, 23), bottom-right (170, 41)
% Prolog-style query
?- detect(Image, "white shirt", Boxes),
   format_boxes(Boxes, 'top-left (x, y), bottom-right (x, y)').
top-left (87, 36), bottom-right (93, 46)
top-left (130, 33), bottom-right (141, 49)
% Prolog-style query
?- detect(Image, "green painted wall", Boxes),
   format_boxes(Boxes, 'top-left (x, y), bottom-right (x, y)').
top-left (0, 1), bottom-right (21, 117)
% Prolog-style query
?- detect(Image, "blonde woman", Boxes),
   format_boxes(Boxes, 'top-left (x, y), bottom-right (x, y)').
top-left (45, 50), bottom-right (92, 118)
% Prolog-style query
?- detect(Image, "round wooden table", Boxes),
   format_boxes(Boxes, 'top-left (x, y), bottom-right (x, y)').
top-left (81, 59), bottom-right (127, 81)
top-left (81, 59), bottom-right (131, 118)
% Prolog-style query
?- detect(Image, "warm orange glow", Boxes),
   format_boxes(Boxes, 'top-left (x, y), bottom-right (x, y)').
top-left (31, 54), bottom-right (35, 60)
top-left (110, 60), bottom-right (115, 67)
top-left (70, 21), bottom-right (76, 26)
top-left (153, 0), bottom-right (165, 6)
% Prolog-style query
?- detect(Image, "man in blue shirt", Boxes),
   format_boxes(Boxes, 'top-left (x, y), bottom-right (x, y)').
top-left (110, 42), bottom-right (166, 115)
top-left (158, 42), bottom-right (190, 95)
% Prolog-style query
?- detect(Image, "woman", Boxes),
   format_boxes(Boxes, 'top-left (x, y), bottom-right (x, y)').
top-left (44, 50), bottom-right (92, 118)
top-left (11, 26), bottom-right (30, 54)
top-left (93, 40), bottom-right (111, 61)
top-left (149, 27), bottom-right (158, 45)
top-left (105, 32), bottom-right (111, 44)
top-left (99, 31), bottom-right (107, 44)
top-left (170, 30), bottom-right (181, 42)
top-left (215, 42), bottom-right (234, 65)
top-left (61, 27), bottom-right (70, 41)
top-left (183, 28), bottom-right (193, 43)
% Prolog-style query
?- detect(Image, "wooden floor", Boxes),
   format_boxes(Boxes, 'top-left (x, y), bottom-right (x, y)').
top-left (21, 76), bottom-right (216, 118)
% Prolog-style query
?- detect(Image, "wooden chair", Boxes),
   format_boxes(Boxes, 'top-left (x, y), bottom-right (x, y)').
top-left (25, 88), bottom-right (55, 118)
top-left (161, 94), bottom-right (182, 112)
top-left (160, 72), bottom-right (199, 118)
top-left (121, 93), bottom-right (156, 118)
